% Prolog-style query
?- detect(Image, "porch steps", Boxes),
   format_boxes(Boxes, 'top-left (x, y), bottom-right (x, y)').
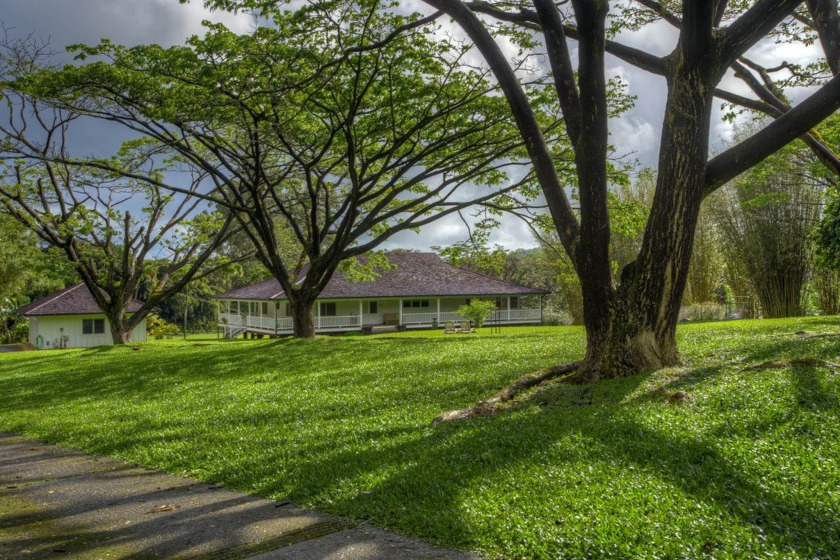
top-left (224, 325), bottom-right (248, 339)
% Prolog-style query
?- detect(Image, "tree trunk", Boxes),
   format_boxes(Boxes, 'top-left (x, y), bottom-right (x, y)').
top-left (108, 314), bottom-right (133, 345)
top-left (576, 55), bottom-right (718, 381)
top-left (289, 294), bottom-right (317, 339)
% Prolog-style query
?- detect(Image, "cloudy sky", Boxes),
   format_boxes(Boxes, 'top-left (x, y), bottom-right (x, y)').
top-left (0, 1), bottom-right (822, 251)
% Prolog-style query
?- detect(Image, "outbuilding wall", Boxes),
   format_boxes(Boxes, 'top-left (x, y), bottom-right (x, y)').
top-left (29, 315), bottom-right (147, 349)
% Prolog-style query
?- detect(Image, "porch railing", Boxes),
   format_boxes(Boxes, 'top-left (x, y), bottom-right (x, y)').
top-left (219, 313), bottom-right (293, 332)
top-left (401, 312), bottom-right (462, 324)
top-left (316, 315), bottom-right (361, 329)
top-left (401, 309), bottom-right (540, 324)
top-left (219, 308), bottom-right (541, 332)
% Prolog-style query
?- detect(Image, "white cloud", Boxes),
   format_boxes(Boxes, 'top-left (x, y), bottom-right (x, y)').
top-left (0, 0), bottom-right (254, 52)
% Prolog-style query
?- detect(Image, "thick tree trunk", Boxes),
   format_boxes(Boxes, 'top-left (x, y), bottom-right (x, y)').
top-left (576, 54), bottom-right (718, 381)
top-left (289, 294), bottom-right (317, 339)
top-left (108, 315), bottom-right (133, 345)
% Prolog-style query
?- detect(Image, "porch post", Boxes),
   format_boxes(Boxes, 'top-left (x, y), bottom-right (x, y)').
top-left (274, 301), bottom-right (279, 335)
top-left (507, 297), bottom-right (511, 322)
top-left (398, 299), bottom-right (403, 325)
top-left (359, 300), bottom-right (363, 328)
top-left (316, 301), bottom-right (321, 330)
top-left (436, 298), bottom-right (440, 323)
top-left (539, 296), bottom-right (543, 324)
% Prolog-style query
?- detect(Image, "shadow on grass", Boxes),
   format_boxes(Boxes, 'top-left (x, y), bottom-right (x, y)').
top-left (2, 325), bottom-right (838, 557)
top-left (268, 366), bottom-right (839, 557)
top-left (792, 365), bottom-right (840, 412)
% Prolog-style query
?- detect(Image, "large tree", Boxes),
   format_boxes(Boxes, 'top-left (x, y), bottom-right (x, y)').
top-left (17, 1), bottom-right (562, 338)
top-left (402, 0), bottom-right (840, 379)
top-left (192, 1), bottom-right (840, 373)
top-left (0, 39), bottom-right (239, 344)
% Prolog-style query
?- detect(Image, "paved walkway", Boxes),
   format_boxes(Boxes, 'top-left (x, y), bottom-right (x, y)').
top-left (0, 433), bottom-right (475, 559)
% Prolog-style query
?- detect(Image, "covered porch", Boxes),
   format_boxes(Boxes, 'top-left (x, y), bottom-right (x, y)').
top-left (217, 296), bottom-right (542, 337)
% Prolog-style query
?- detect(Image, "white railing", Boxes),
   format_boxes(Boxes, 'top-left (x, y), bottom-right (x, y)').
top-left (507, 309), bottom-right (541, 320)
top-left (401, 312), bottom-right (434, 324)
top-left (317, 315), bottom-right (360, 328)
top-left (219, 313), bottom-right (244, 326)
top-left (218, 308), bottom-right (541, 333)
top-left (401, 310), bottom-right (540, 325)
top-left (402, 312), bottom-right (461, 324)
top-left (224, 325), bottom-right (247, 339)
top-left (247, 316), bottom-right (279, 330)
top-left (219, 313), bottom-right (293, 332)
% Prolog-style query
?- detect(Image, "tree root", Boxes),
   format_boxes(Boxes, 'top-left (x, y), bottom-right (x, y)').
top-left (432, 362), bottom-right (581, 424)
top-left (651, 387), bottom-right (690, 404)
top-left (743, 358), bottom-right (840, 372)
top-left (780, 331), bottom-right (840, 340)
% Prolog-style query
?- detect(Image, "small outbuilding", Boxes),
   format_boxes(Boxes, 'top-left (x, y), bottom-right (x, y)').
top-left (18, 284), bottom-right (147, 349)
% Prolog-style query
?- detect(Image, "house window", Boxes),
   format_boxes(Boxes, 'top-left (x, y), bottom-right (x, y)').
top-left (284, 303), bottom-right (291, 316)
top-left (367, 301), bottom-right (378, 314)
top-left (403, 300), bottom-right (429, 308)
top-left (262, 302), bottom-right (269, 316)
top-left (510, 297), bottom-right (520, 309)
top-left (320, 302), bottom-right (337, 316)
top-left (82, 318), bottom-right (105, 335)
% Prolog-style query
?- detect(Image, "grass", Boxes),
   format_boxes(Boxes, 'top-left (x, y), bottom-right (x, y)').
top-left (1, 318), bottom-right (839, 558)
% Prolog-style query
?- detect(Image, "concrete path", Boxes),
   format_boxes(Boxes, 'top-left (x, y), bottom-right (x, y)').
top-left (0, 433), bottom-right (476, 559)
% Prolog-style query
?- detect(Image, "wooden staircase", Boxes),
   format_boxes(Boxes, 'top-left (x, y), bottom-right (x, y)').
top-left (223, 325), bottom-right (248, 339)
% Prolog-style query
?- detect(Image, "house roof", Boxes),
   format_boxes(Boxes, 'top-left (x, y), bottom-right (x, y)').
top-left (17, 283), bottom-right (144, 316)
top-left (215, 252), bottom-right (548, 301)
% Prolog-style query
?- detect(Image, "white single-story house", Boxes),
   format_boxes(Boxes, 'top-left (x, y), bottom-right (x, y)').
top-left (215, 252), bottom-right (548, 337)
top-left (18, 284), bottom-right (147, 349)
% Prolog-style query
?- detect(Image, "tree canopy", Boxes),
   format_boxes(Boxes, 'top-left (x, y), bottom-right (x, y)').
top-left (13, 0), bottom-right (565, 337)
top-left (0, 37), bottom-right (241, 343)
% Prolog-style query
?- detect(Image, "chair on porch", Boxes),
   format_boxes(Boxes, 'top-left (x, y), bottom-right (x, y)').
top-left (458, 320), bottom-right (472, 334)
top-left (444, 320), bottom-right (457, 334)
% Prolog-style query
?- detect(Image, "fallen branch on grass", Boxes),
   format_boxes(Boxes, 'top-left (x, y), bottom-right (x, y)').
top-left (432, 362), bottom-right (581, 424)
top-left (743, 358), bottom-right (840, 372)
top-left (775, 331), bottom-right (840, 340)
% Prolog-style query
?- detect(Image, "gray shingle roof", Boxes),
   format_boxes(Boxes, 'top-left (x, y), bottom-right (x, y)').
top-left (18, 283), bottom-right (144, 316)
top-left (215, 252), bottom-right (547, 300)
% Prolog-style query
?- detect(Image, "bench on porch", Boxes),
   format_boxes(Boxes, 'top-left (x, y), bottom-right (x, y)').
top-left (362, 324), bottom-right (407, 335)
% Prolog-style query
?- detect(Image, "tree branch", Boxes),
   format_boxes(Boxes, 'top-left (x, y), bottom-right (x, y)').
top-left (720, 0), bottom-right (804, 65)
top-left (705, 72), bottom-right (840, 194)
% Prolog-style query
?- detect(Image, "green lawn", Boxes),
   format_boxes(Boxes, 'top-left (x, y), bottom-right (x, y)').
top-left (1, 319), bottom-right (839, 558)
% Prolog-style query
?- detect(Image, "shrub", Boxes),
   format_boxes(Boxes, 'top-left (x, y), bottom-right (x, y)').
top-left (457, 300), bottom-right (497, 329)
top-left (679, 302), bottom-right (726, 323)
top-left (147, 314), bottom-right (182, 340)
top-left (0, 316), bottom-right (28, 344)
top-left (541, 308), bottom-right (573, 326)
